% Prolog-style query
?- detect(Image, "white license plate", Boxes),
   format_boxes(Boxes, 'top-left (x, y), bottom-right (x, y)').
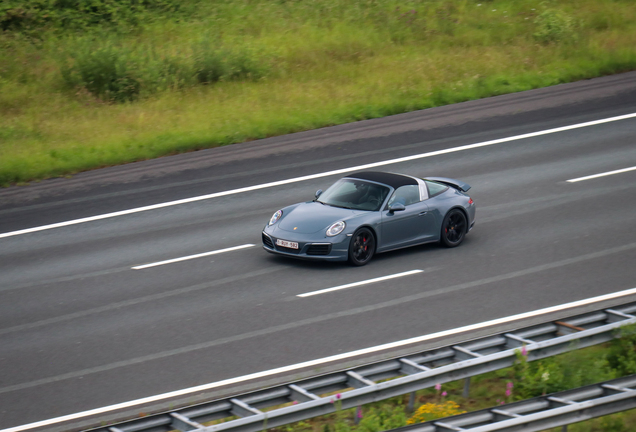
top-left (276, 239), bottom-right (299, 249)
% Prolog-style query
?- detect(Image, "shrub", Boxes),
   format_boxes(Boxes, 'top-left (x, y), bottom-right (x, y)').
top-left (608, 324), bottom-right (636, 376)
top-left (61, 43), bottom-right (141, 102)
top-left (513, 352), bottom-right (565, 399)
top-left (0, 0), bottom-right (184, 32)
top-left (357, 403), bottom-right (408, 432)
top-left (193, 42), bottom-right (269, 84)
top-left (158, 56), bottom-right (195, 90)
top-left (223, 47), bottom-right (269, 81)
top-left (512, 345), bottom-right (616, 400)
top-left (60, 36), bottom-right (269, 102)
top-left (193, 42), bottom-right (227, 84)
top-left (533, 9), bottom-right (578, 44)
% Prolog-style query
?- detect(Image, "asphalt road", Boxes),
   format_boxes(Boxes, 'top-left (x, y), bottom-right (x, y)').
top-left (1, 72), bottom-right (636, 432)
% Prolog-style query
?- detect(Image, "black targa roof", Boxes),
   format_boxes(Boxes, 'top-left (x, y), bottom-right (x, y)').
top-left (345, 171), bottom-right (417, 189)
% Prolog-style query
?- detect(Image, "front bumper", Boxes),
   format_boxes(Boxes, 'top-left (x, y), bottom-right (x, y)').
top-left (262, 231), bottom-right (350, 261)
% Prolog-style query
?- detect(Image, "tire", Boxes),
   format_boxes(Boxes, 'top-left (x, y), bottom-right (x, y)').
top-left (348, 228), bottom-right (376, 266)
top-left (440, 209), bottom-right (467, 248)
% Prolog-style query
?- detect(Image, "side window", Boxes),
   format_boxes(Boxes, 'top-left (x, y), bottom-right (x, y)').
top-left (425, 180), bottom-right (448, 197)
top-left (388, 185), bottom-right (421, 207)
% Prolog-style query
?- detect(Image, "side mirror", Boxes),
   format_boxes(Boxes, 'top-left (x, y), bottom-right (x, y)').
top-left (315, 189), bottom-right (323, 199)
top-left (388, 203), bottom-right (405, 213)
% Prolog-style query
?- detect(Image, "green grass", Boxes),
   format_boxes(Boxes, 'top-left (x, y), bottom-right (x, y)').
top-left (1, 0), bottom-right (636, 186)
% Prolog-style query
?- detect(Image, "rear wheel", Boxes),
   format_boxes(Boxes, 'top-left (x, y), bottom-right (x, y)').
top-left (348, 228), bottom-right (375, 266)
top-left (440, 209), bottom-right (467, 248)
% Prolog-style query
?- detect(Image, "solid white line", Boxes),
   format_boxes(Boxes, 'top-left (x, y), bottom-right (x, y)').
top-left (5, 286), bottom-right (636, 432)
top-left (297, 270), bottom-right (424, 297)
top-left (132, 244), bottom-right (255, 269)
top-left (566, 165), bottom-right (636, 183)
top-left (2, 112), bottom-right (636, 240)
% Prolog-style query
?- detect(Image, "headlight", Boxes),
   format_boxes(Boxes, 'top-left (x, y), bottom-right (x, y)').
top-left (269, 210), bottom-right (283, 225)
top-left (326, 221), bottom-right (346, 237)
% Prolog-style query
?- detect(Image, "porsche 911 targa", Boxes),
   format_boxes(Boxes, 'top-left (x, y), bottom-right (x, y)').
top-left (262, 171), bottom-right (475, 266)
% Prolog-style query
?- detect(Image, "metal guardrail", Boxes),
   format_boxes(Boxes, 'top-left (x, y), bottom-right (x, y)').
top-left (92, 302), bottom-right (636, 432)
top-left (390, 375), bottom-right (636, 432)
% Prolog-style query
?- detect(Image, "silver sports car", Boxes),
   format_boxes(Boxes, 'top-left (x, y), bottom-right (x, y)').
top-left (262, 171), bottom-right (475, 266)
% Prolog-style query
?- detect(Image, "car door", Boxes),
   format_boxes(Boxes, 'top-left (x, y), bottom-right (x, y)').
top-left (380, 185), bottom-right (434, 250)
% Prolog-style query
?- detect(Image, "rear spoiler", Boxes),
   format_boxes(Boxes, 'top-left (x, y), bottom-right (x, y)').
top-left (423, 177), bottom-right (471, 192)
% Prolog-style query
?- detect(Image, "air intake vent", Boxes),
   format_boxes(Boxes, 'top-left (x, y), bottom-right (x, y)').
top-left (307, 244), bottom-right (331, 255)
top-left (262, 233), bottom-right (274, 249)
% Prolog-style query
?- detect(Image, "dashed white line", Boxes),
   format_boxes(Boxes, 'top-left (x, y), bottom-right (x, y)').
top-left (297, 270), bottom-right (424, 297)
top-left (2, 112), bottom-right (636, 240)
top-left (132, 244), bottom-right (255, 269)
top-left (5, 286), bottom-right (636, 432)
top-left (566, 165), bottom-right (636, 183)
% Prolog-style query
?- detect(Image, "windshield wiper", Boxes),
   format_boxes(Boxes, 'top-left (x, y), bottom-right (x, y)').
top-left (329, 203), bottom-right (355, 210)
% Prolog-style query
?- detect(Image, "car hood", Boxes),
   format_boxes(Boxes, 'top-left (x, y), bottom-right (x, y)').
top-left (278, 202), bottom-right (363, 234)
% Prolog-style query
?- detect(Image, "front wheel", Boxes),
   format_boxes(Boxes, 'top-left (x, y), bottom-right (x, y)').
top-left (348, 228), bottom-right (375, 266)
top-left (440, 209), bottom-right (467, 248)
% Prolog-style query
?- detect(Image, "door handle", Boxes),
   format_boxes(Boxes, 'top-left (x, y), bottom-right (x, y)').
top-left (419, 211), bottom-right (427, 216)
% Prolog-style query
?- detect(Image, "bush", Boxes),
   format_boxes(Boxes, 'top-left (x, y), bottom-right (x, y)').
top-left (512, 343), bottom-right (616, 400)
top-left (193, 42), bottom-right (226, 84)
top-left (0, 0), bottom-right (183, 32)
top-left (533, 9), bottom-right (578, 44)
top-left (223, 48), bottom-right (269, 81)
top-left (60, 37), bottom-right (270, 102)
top-left (193, 42), bottom-right (269, 84)
top-left (608, 324), bottom-right (636, 376)
top-left (157, 56), bottom-right (195, 90)
top-left (357, 403), bottom-right (408, 432)
top-left (61, 43), bottom-right (141, 102)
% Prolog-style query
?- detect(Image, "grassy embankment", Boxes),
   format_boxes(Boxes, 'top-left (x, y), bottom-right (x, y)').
top-left (1, 0), bottom-right (636, 186)
top-left (264, 331), bottom-right (636, 432)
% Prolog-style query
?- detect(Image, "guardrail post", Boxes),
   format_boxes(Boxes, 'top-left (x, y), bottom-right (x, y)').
top-left (463, 377), bottom-right (470, 398)
top-left (407, 392), bottom-right (416, 413)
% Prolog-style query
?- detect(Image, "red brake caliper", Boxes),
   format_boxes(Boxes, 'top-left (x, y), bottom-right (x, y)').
top-left (363, 235), bottom-right (367, 251)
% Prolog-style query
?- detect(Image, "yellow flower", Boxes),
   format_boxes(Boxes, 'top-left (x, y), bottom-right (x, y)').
top-left (407, 401), bottom-right (465, 425)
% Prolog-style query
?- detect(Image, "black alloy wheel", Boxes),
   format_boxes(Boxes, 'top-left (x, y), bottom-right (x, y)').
top-left (348, 227), bottom-right (376, 266)
top-left (440, 209), bottom-right (467, 248)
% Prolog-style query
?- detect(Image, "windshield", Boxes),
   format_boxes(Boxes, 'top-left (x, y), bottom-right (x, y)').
top-left (317, 179), bottom-right (390, 211)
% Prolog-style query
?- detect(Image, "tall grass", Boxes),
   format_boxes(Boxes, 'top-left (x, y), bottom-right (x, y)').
top-left (0, 0), bottom-right (185, 32)
top-left (1, 0), bottom-right (636, 186)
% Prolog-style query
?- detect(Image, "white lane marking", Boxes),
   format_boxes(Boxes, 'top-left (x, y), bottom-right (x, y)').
top-left (5, 286), bottom-right (636, 432)
top-left (297, 270), bottom-right (424, 297)
top-left (132, 244), bottom-right (255, 270)
top-left (2, 112), bottom-right (636, 240)
top-left (566, 165), bottom-right (636, 183)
